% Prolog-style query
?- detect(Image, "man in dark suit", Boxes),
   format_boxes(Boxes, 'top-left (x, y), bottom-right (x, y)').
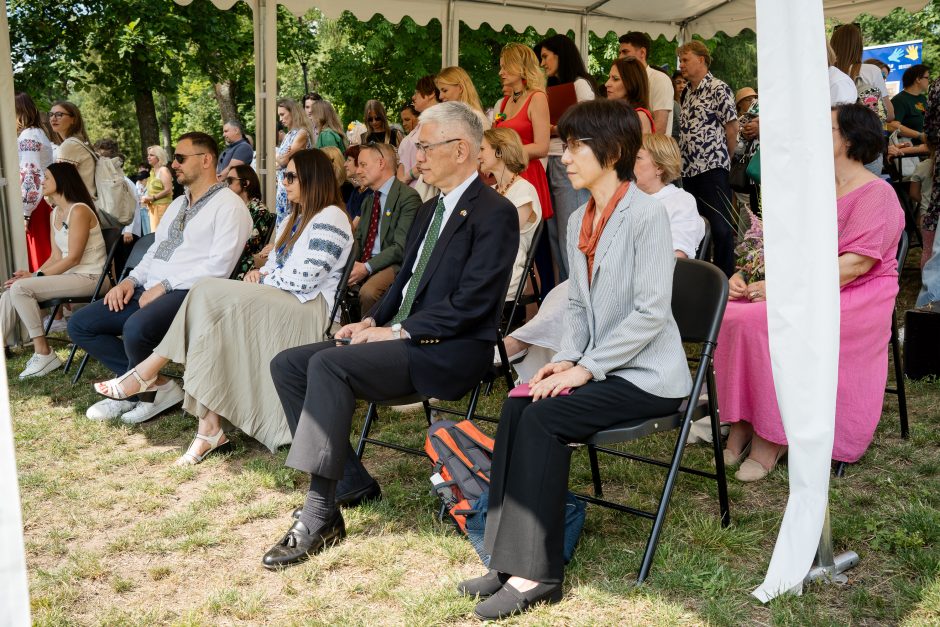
top-left (261, 102), bottom-right (519, 569)
top-left (348, 142), bottom-right (421, 315)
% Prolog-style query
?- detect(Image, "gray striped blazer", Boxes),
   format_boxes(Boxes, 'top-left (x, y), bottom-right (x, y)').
top-left (553, 183), bottom-right (692, 400)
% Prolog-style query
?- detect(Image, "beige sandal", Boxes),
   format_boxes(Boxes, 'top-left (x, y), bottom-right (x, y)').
top-left (174, 430), bottom-right (231, 466)
top-left (94, 369), bottom-right (157, 400)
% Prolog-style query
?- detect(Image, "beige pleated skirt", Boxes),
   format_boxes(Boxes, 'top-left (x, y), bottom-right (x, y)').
top-left (154, 277), bottom-right (329, 452)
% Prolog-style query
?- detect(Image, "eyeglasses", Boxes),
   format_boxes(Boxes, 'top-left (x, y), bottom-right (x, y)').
top-left (174, 152), bottom-right (207, 164)
top-left (367, 116), bottom-right (381, 122)
top-left (283, 171), bottom-right (298, 185)
top-left (225, 176), bottom-right (244, 186)
top-left (415, 138), bottom-right (459, 155)
top-left (561, 137), bottom-right (593, 152)
top-left (49, 111), bottom-right (73, 120)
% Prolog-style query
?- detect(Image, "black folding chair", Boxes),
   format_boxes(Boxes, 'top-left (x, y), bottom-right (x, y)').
top-left (575, 258), bottom-right (731, 584)
top-left (835, 230), bottom-right (910, 477)
top-left (323, 243), bottom-right (358, 339)
top-left (69, 233), bottom-right (155, 384)
top-left (695, 218), bottom-right (711, 261)
top-left (38, 227), bottom-right (122, 371)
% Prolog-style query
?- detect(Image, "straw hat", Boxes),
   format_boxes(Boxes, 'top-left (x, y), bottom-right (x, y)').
top-left (735, 87), bottom-right (758, 105)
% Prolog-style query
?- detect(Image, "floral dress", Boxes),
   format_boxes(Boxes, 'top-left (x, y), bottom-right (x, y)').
top-left (18, 127), bottom-right (54, 271)
top-left (230, 198), bottom-right (276, 281)
top-left (275, 129), bottom-right (311, 227)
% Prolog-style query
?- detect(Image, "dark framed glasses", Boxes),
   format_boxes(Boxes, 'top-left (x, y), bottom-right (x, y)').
top-left (49, 111), bottom-right (73, 120)
top-left (283, 171), bottom-right (298, 185)
top-left (225, 176), bottom-right (244, 186)
top-left (174, 152), bottom-right (207, 164)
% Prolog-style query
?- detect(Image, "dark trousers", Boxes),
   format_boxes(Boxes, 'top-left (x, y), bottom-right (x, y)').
top-left (483, 377), bottom-right (682, 582)
top-left (271, 340), bottom-right (418, 484)
top-left (67, 287), bottom-right (188, 401)
top-left (683, 168), bottom-right (736, 276)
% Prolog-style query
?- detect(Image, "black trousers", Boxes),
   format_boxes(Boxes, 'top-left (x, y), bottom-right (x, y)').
top-left (483, 377), bottom-right (682, 582)
top-left (683, 167), bottom-right (736, 277)
top-left (270, 339), bottom-right (418, 483)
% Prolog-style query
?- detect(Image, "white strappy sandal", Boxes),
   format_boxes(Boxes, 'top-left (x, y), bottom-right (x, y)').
top-left (174, 430), bottom-right (230, 466)
top-left (94, 369), bottom-right (158, 400)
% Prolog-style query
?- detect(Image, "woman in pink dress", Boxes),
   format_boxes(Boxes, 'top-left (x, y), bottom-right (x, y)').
top-left (716, 103), bottom-right (904, 482)
top-left (494, 43), bottom-right (556, 292)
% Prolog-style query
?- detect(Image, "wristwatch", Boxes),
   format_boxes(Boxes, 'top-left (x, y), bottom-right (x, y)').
top-left (391, 323), bottom-right (402, 340)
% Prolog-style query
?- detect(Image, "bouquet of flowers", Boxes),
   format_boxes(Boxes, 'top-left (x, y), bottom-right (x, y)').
top-left (735, 208), bottom-right (765, 282)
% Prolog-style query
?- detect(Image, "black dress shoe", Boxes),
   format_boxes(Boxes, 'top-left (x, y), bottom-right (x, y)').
top-left (261, 510), bottom-right (346, 570)
top-left (457, 570), bottom-right (509, 598)
top-left (473, 581), bottom-right (563, 620)
top-left (336, 480), bottom-right (381, 508)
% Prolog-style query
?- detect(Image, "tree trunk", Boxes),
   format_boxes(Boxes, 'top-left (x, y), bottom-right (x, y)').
top-left (158, 93), bottom-right (172, 153)
top-left (213, 81), bottom-right (239, 125)
top-left (132, 81), bottom-right (159, 162)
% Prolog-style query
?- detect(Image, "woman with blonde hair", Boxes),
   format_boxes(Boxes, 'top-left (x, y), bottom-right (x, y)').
top-left (275, 98), bottom-right (313, 225)
top-left (494, 42), bottom-right (555, 292)
top-left (93, 149), bottom-right (353, 464)
top-left (435, 66), bottom-right (491, 130)
top-left (479, 127), bottom-right (542, 306)
top-left (311, 100), bottom-right (347, 151)
top-left (142, 145), bottom-right (174, 229)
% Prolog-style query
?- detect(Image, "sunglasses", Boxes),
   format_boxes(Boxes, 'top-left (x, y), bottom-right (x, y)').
top-left (225, 176), bottom-right (244, 186)
top-left (174, 152), bottom-right (207, 164)
top-left (367, 116), bottom-right (382, 122)
top-left (283, 171), bottom-right (298, 185)
top-left (49, 111), bottom-right (73, 120)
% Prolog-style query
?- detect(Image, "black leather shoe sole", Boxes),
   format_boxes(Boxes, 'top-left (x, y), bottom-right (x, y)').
top-left (336, 481), bottom-right (382, 508)
top-left (262, 511), bottom-right (346, 570)
top-left (473, 582), bottom-right (563, 620)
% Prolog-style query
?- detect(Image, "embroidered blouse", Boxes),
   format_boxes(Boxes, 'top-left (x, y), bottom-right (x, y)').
top-left (18, 127), bottom-right (54, 217)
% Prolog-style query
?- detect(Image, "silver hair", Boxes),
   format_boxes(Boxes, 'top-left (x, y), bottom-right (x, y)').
top-left (419, 101), bottom-right (483, 151)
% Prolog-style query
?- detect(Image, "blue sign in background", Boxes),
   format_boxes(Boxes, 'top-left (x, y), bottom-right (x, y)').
top-left (864, 40), bottom-right (924, 94)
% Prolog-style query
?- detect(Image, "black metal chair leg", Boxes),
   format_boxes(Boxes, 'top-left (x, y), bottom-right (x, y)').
top-left (706, 368), bottom-right (731, 527)
top-left (495, 338), bottom-right (515, 391)
top-left (42, 304), bottom-right (60, 336)
top-left (62, 344), bottom-right (80, 373)
top-left (356, 403), bottom-right (379, 459)
top-left (71, 353), bottom-right (90, 384)
top-left (834, 461), bottom-right (847, 478)
top-left (463, 384), bottom-right (482, 421)
top-left (422, 400), bottom-right (433, 426)
top-left (891, 314), bottom-right (909, 438)
top-left (588, 445), bottom-right (603, 497)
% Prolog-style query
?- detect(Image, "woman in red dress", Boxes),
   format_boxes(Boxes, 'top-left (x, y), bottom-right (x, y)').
top-left (494, 43), bottom-right (556, 293)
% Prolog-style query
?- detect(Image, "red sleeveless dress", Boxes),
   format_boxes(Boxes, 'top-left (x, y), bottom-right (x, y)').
top-left (495, 93), bottom-right (554, 220)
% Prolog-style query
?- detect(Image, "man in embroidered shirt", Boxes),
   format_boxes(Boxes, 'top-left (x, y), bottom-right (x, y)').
top-left (619, 31), bottom-right (674, 135)
top-left (678, 40), bottom-right (740, 277)
top-left (348, 142), bottom-right (421, 315)
top-left (260, 102), bottom-right (518, 570)
top-left (69, 132), bottom-right (252, 423)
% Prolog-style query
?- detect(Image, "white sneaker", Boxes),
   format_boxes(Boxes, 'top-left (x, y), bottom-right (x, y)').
top-left (18, 351), bottom-right (63, 379)
top-left (42, 315), bottom-right (69, 333)
top-left (121, 379), bottom-right (184, 424)
top-left (86, 398), bottom-right (137, 420)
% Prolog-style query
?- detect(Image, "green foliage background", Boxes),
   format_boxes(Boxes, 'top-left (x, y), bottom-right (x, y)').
top-left (9, 0), bottom-right (936, 169)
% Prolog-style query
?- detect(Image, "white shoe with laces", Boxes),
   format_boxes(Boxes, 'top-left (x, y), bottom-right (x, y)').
top-left (86, 398), bottom-right (137, 420)
top-left (42, 315), bottom-right (69, 334)
top-left (18, 351), bottom-right (63, 379)
top-left (120, 379), bottom-right (184, 424)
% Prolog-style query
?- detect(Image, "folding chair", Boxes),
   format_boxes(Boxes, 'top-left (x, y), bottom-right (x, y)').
top-left (835, 230), bottom-right (909, 476)
top-left (37, 227), bottom-right (122, 372)
top-left (695, 218), bottom-right (711, 261)
top-left (69, 233), bottom-right (155, 384)
top-left (575, 258), bottom-right (731, 584)
top-left (323, 243), bottom-right (358, 339)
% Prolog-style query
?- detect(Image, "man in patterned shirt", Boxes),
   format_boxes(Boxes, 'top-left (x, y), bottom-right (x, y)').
top-left (678, 40), bottom-right (739, 276)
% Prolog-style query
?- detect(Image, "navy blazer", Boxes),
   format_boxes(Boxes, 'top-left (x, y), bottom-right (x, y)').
top-left (371, 175), bottom-right (519, 399)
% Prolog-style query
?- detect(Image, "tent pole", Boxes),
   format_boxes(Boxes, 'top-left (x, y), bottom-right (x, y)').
top-left (255, 0), bottom-right (278, 209)
top-left (578, 15), bottom-right (589, 70)
top-left (443, 0), bottom-right (459, 67)
top-left (0, 1), bottom-right (26, 287)
top-left (804, 506), bottom-right (858, 585)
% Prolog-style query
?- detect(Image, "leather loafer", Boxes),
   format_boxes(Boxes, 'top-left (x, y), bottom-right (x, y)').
top-left (474, 581), bottom-right (563, 620)
top-left (336, 480), bottom-right (382, 508)
top-left (457, 570), bottom-right (508, 598)
top-left (261, 510), bottom-right (346, 570)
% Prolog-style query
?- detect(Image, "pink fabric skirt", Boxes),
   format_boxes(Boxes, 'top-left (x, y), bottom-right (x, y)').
top-left (713, 275), bottom-right (897, 463)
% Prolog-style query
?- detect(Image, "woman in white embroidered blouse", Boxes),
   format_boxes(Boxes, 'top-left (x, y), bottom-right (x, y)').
top-left (93, 149), bottom-right (352, 464)
top-left (16, 93), bottom-right (55, 272)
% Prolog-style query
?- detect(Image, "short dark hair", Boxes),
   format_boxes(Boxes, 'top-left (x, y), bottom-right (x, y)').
top-left (557, 99), bottom-right (641, 181)
top-left (902, 64), bottom-right (929, 89)
top-left (832, 103), bottom-right (885, 164)
top-left (344, 144), bottom-right (363, 164)
top-left (618, 31), bottom-right (652, 54)
top-left (15, 93), bottom-right (42, 131)
top-left (47, 161), bottom-right (97, 212)
top-left (176, 131), bottom-right (219, 162)
top-left (400, 103), bottom-right (419, 117)
top-left (224, 119), bottom-right (244, 135)
top-left (302, 93), bottom-right (322, 106)
top-left (415, 75), bottom-right (441, 101)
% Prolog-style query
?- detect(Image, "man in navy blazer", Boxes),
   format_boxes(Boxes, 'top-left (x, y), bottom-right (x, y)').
top-left (262, 102), bottom-right (519, 569)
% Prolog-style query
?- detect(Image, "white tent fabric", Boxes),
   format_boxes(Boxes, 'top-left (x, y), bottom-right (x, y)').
top-left (752, 0), bottom-right (840, 601)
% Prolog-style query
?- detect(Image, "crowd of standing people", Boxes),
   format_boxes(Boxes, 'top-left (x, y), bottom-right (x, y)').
top-left (3, 25), bottom-right (931, 620)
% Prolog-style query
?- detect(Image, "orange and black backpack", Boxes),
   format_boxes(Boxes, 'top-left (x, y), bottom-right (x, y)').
top-left (424, 420), bottom-right (493, 533)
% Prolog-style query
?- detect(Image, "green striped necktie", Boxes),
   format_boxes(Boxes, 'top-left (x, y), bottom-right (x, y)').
top-left (391, 196), bottom-right (446, 324)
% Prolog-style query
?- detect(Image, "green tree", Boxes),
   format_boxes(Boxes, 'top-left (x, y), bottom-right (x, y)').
top-left (278, 7), bottom-right (320, 96)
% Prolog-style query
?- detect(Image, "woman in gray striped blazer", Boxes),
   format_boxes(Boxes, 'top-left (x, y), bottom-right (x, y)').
top-left (458, 99), bottom-right (693, 620)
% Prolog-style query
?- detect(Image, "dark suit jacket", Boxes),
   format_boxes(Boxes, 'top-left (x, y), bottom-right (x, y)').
top-left (372, 175), bottom-right (519, 399)
top-left (354, 177), bottom-right (421, 273)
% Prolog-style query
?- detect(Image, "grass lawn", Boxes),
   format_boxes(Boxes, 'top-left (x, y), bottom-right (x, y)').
top-left (8, 251), bottom-right (940, 626)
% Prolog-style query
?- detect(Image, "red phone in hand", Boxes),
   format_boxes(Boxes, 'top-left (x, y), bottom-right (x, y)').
top-left (508, 383), bottom-right (572, 398)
